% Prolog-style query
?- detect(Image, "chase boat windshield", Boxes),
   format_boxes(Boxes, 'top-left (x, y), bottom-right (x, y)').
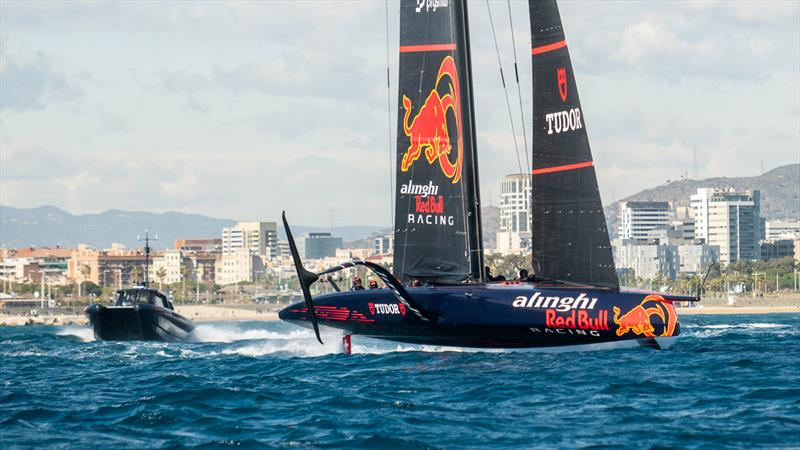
top-left (115, 288), bottom-right (173, 310)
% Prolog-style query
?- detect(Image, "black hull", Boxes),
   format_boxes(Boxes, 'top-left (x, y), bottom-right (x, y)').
top-left (279, 284), bottom-right (688, 349)
top-left (85, 304), bottom-right (196, 342)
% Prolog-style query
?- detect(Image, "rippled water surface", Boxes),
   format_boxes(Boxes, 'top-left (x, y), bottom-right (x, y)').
top-left (2, 315), bottom-right (799, 449)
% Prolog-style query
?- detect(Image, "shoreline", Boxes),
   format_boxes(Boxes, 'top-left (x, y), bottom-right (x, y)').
top-left (0, 304), bottom-right (280, 327)
top-left (676, 305), bottom-right (800, 315)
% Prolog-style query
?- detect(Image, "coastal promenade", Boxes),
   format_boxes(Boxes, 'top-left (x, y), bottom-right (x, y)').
top-left (676, 295), bottom-right (800, 315)
top-left (0, 304), bottom-right (279, 327)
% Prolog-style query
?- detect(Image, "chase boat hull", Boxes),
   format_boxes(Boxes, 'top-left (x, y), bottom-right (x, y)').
top-left (85, 304), bottom-right (196, 342)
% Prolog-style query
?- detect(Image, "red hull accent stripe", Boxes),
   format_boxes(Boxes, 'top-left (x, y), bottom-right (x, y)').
top-left (400, 43), bottom-right (457, 53)
top-left (531, 40), bottom-right (567, 55)
top-left (532, 161), bottom-right (593, 175)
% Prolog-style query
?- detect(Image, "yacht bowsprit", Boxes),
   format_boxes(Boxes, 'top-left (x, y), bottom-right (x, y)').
top-left (279, 0), bottom-right (699, 352)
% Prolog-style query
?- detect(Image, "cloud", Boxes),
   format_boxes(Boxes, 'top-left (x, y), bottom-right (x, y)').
top-left (562, 1), bottom-right (799, 82)
top-left (0, 47), bottom-right (82, 111)
top-left (0, 0), bottom-right (797, 227)
top-left (96, 106), bottom-right (129, 134)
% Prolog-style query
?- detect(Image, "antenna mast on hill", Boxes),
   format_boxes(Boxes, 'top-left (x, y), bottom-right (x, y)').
top-left (693, 147), bottom-right (698, 180)
top-left (137, 230), bottom-right (158, 287)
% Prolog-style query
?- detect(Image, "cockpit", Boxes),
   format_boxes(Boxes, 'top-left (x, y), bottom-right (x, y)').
top-left (115, 288), bottom-right (174, 310)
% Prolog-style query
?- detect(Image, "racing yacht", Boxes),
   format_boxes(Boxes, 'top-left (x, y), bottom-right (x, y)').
top-left (279, 0), bottom-right (700, 352)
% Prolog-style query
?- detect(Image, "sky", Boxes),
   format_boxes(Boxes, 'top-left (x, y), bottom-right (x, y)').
top-left (1, 0), bottom-right (798, 227)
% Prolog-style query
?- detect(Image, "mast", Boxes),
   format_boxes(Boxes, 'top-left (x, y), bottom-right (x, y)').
top-left (460, 0), bottom-right (485, 283)
top-left (137, 231), bottom-right (157, 287)
top-left (528, 0), bottom-right (618, 289)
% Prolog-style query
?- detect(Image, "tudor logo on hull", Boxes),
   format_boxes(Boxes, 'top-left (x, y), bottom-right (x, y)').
top-left (368, 303), bottom-right (406, 316)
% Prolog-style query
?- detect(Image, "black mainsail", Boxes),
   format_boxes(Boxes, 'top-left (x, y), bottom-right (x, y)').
top-left (528, 0), bottom-right (618, 289)
top-left (393, 0), bottom-right (483, 284)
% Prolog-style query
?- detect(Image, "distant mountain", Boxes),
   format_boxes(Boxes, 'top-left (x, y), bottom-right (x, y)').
top-left (604, 164), bottom-right (800, 236)
top-left (0, 205), bottom-right (237, 249)
top-left (0, 205), bottom-right (386, 250)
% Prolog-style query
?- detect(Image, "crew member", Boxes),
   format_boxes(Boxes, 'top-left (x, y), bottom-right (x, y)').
top-left (518, 269), bottom-right (529, 281)
top-left (351, 276), bottom-right (365, 290)
top-left (410, 279), bottom-right (422, 287)
top-left (368, 279), bottom-right (379, 289)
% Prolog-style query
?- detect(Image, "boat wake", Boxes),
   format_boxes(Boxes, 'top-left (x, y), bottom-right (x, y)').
top-left (196, 324), bottom-right (652, 357)
top-left (56, 326), bottom-right (95, 342)
top-left (188, 324), bottom-right (307, 343)
top-left (685, 322), bottom-right (794, 339)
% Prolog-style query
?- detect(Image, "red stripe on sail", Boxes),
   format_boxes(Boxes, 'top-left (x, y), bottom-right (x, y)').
top-left (531, 40), bottom-right (567, 55)
top-left (399, 43), bottom-right (457, 53)
top-left (532, 161), bottom-right (593, 175)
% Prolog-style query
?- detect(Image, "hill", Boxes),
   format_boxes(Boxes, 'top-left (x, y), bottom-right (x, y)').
top-left (604, 164), bottom-right (800, 235)
top-left (0, 206), bottom-right (385, 249)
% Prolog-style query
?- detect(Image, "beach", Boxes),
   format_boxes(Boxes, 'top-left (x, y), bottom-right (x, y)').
top-left (676, 295), bottom-right (800, 315)
top-left (0, 304), bottom-right (280, 327)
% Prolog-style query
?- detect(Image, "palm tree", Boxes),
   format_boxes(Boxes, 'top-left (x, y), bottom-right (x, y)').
top-left (79, 264), bottom-right (91, 300)
top-left (155, 266), bottom-right (167, 290)
top-left (131, 266), bottom-right (142, 286)
top-left (180, 265), bottom-right (192, 303)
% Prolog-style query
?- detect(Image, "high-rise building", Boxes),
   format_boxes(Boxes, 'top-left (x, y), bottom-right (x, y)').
top-left (297, 233), bottom-right (343, 259)
top-left (496, 173), bottom-right (531, 253)
top-left (373, 234), bottom-right (394, 255)
top-left (691, 188), bottom-right (761, 264)
top-left (221, 222), bottom-right (277, 259)
top-left (618, 201), bottom-right (671, 240)
top-left (612, 239), bottom-right (678, 280)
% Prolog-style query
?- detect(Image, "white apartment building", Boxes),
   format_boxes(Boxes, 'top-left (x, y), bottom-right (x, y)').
top-left (373, 234), bottom-right (394, 255)
top-left (677, 243), bottom-right (720, 274)
top-left (216, 248), bottom-right (266, 285)
top-left (691, 188), bottom-right (761, 264)
top-left (613, 239), bottom-right (678, 280)
top-left (496, 173), bottom-right (531, 253)
top-left (150, 250), bottom-right (186, 284)
top-left (222, 222), bottom-right (277, 259)
top-left (765, 220), bottom-right (800, 241)
top-left (618, 201), bottom-right (671, 240)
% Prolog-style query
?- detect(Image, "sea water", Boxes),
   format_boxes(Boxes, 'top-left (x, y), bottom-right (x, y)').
top-left (1, 314), bottom-right (798, 449)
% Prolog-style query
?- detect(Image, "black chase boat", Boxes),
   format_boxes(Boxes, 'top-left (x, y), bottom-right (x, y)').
top-left (85, 232), bottom-right (196, 341)
top-left (280, 0), bottom-right (700, 351)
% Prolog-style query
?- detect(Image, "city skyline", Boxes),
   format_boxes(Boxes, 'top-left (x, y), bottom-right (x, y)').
top-left (2, 1), bottom-right (799, 227)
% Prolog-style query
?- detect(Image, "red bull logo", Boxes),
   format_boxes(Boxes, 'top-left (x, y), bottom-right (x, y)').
top-left (400, 55), bottom-right (463, 183)
top-left (613, 295), bottom-right (678, 338)
top-left (415, 195), bottom-right (444, 214)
